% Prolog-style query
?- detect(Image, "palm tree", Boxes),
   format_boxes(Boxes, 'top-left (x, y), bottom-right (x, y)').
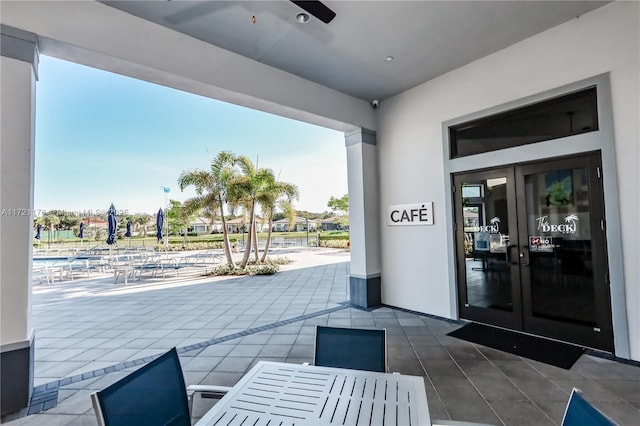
top-left (227, 155), bottom-right (274, 269)
top-left (167, 199), bottom-right (200, 249)
top-left (200, 205), bottom-right (218, 233)
top-left (132, 213), bottom-right (151, 243)
top-left (280, 199), bottom-right (297, 233)
top-left (178, 151), bottom-right (237, 266)
top-left (257, 175), bottom-right (299, 262)
top-left (42, 213), bottom-right (60, 248)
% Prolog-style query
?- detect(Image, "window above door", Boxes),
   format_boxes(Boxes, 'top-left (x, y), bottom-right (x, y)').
top-left (449, 87), bottom-right (598, 158)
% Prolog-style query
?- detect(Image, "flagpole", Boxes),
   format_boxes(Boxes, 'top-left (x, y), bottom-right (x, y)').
top-left (163, 186), bottom-right (170, 252)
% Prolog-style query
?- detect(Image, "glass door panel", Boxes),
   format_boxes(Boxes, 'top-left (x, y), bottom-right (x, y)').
top-left (523, 167), bottom-right (596, 325)
top-left (516, 154), bottom-right (613, 351)
top-left (454, 153), bottom-right (613, 351)
top-left (454, 168), bottom-right (521, 329)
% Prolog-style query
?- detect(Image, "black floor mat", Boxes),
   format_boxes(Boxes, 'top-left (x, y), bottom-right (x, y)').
top-left (447, 322), bottom-right (585, 369)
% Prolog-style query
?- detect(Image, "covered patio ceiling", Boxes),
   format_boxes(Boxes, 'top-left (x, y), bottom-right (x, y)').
top-left (102, 1), bottom-right (609, 102)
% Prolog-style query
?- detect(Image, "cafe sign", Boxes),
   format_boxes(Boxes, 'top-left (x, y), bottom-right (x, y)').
top-left (388, 202), bottom-right (434, 226)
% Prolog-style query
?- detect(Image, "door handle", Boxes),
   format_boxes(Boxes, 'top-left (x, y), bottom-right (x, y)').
top-left (519, 250), bottom-right (529, 267)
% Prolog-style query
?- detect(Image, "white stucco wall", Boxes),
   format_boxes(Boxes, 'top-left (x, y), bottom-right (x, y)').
top-left (0, 56), bottom-right (36, 347)
top-left (377, 2), bottom-right (639, 360)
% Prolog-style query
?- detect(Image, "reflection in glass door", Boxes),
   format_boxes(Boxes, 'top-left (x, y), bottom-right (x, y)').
top-left (454, 168), bottom-right (522, 330)
top-left (517, 155), bottom-right (613, 351)
top-left (524, 167), bottom-right (594, 323)
top-left (454, 153), bottom-right (613, 351)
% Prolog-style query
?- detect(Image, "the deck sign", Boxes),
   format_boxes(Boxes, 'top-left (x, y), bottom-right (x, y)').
top-left (388, 202), bottom-right (434, 226)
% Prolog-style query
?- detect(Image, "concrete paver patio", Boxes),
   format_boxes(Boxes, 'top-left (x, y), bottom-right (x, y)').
top-left (4, 248), bottom-right (639, 425)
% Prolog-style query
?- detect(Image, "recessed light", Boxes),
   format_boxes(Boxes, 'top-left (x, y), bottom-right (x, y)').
top-left (385, 56), bottom-right (394, 62)
top-left (296, 12), bottom-right (310, 23)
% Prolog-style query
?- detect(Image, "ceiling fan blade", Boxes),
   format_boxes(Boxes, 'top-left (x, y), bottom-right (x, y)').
top-left (290, 1), bottom-right (336, 24)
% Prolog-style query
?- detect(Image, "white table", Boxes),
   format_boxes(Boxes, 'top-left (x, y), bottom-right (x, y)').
top-left (195, 361), bottom-right (431, 426)
top-left (113, 266), bottom-right (138, 284)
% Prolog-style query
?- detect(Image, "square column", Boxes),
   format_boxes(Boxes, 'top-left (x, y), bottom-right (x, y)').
top-left (345, 129), bottom-right (381, 308)
top-left (1, 25), bottom-right (38, 416)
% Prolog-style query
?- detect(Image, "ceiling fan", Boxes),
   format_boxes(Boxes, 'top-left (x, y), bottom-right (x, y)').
top-left (290, 1), bottom-right (336, 24)
top-left (162, 1), bottom-right (336, 26)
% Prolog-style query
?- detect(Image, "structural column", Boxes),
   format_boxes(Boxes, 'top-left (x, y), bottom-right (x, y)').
top-left (345, 129), bottom-right (382, 308)
top-left (1, 25), bottom-right (38, 416)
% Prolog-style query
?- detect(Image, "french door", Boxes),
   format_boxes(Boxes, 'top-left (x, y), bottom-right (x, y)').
top-left (453, 152), bottom-right (613, 351)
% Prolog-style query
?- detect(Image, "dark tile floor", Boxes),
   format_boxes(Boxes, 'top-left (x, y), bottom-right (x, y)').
top-left (4, 251), bottom-right (640, 425)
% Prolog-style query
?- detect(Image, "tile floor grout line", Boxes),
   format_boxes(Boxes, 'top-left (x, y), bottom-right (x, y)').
top-left (23, 303), bottom-right (352, 417)
top-left (403, 321), bottom-right (454, 423)
top-left (440, 342), bottom-right (508, 426)
top-left (464, 345), bottom-right (561, 425)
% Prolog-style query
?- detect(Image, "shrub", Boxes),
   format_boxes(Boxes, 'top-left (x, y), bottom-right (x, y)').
top-left (209, 263), bottom-right (238, 276)
top-left (266, 256), bottom-right (293, 265)
top-left (319, 233), bottom-right (349, 241)
top-left (245, 264), bottom-right (279, 275)
top-left (206, 262), bottom-right (281, 276)
top-left (320, 239), bottom-right (349, 249)
top-left (160, 241), bottom-right (226, 251)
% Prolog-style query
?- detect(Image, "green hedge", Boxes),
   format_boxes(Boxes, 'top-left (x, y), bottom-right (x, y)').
top-left (320, 240), bottom-right (349, 249)
top-left (319, 234), bottom-right (349, 241)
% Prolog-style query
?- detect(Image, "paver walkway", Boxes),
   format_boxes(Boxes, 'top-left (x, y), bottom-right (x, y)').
top-left (4, 248), bottom-right (639, 425)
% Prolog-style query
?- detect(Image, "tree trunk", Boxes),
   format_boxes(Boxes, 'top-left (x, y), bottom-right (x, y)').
top-left (182, 225), bottom-right (188, 249)
top-left (252, 219), bottom-right (259, 262)
top-left (261, 212), bottom-right (274, 263)
top-left (218, 194), bottom-right (234, 267)
top-left (239, 201), bottom-right (255, 269)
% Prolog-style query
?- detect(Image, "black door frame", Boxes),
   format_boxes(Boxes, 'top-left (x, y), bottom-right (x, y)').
top-left (453, 152), bottom-right (614, 351)
top-left (453, 166), bottom-right (522, 331)
top-left (515, 153), bottom-right (613, 351)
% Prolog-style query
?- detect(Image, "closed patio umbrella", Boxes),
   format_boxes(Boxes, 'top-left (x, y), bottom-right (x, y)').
top-left (156, 208), bottom-right (163, 242)
top-left (106, 204), bottom-right (117, 245)
top-left (125, 220), bottom-right (132, 248)
top-left (78, 222), bottom-right (85, 248)
top-left (35, 223), bottom-right (42, 240)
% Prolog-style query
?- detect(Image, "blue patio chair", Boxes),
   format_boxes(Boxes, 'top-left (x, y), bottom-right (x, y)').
top-left (562, 388), bottom-right (617, 425)
top-left (314, 325), bottom-right (387, 373)
top-left (90, 347), bottom-right (230, 426)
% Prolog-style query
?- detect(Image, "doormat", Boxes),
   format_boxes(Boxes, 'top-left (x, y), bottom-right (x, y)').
top-left (447, 323), bottom-right (585, 369)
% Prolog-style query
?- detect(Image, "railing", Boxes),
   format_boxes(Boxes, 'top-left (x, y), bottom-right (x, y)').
top-left (237, 237), bottom-right (319, 250)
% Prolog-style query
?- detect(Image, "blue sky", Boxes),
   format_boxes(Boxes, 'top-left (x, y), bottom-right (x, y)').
top-left (35, 55), bottom-right (347, 216)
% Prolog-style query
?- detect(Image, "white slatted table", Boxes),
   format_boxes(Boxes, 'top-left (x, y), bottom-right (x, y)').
top-left (195, 361), bottom-right (430, 426)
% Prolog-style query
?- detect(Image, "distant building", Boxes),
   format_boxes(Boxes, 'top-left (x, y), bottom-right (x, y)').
top-left (188, 217), bottom-right (227, 234)
top-left (319, 217), bottom-right (345, 231)
top-left (225, 217), bottom-right (269, 234)
top-left (272, 217), bottom-right (317, 232)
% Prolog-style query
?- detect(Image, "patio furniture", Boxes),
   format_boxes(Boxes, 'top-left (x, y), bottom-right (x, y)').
top-left (131, 255), bottom-right (181, 280)
top-left (314, 325), bottom-right (387, 372)
top-left (194, 360), bottom-right (430, 425)
top-left (32, 264), bottom-right (61, 285)
top-left (562, 388), bottom-right (616, 425)
top-left (90, 347), bottom-right (231, 426)
top-left (56, 260), bottom-right (94, 281)
top-left (113, 266), bottom-right (138, 285)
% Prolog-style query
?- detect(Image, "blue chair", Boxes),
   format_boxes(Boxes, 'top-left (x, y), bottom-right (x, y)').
top-left (91, 347), bottom-right (230, 426)
top-left (562, 388), bottom-right (617, 426)
top-left (314, 325), bottom-right (387, 372)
